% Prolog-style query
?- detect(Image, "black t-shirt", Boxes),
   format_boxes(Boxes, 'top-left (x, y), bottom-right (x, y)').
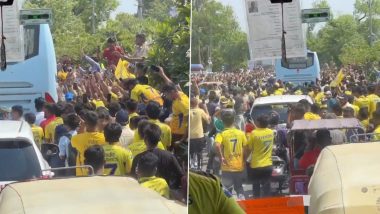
top-left (131, 148), bottom-right (184, 189)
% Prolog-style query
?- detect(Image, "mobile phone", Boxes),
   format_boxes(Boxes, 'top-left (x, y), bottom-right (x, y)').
top-left (150, 65), bottom-right (160, 73)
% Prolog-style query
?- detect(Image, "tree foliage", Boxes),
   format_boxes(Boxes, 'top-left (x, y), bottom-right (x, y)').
top-left (307, 0), bottom-right (380, 74)
top-left (22, 0), bottom-right (190, 85)
top-left (191, 0), bottom-right (249, 72)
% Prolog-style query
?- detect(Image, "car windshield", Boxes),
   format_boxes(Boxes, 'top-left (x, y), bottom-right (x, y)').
top-left (0, 140), bottom-right (42, 181)
top-left (251, 104), bottom-right (290, 124)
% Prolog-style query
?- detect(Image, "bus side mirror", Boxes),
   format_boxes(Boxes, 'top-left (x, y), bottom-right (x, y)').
top-left (0, 0), bottom-right (14, 6)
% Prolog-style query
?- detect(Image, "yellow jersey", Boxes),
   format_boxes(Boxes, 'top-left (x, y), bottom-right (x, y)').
top-left (248, 128), bottom-right (274, 168)
top-left (367, 94), bottom-right (380, 118)
top-left (190, 108), bottom-right (208, 139)
top-left (352, 104), bottom-right (360, 117)
top-left (274, 89), bottom-right (283, 95)
top-left (188, 172), bottom-right (245, 214)
top-left (103, 143), bottom-right (133, 176)
top-left (149, 119), bottom-right (172, 149)
top-left (128, 133), bottom-right (165, 157)
top-left (31, 125), bottom-right (44, 149)
top-left (373, 125), bottom-right (380, 141)
top-left (314, 92), bottom-right (325, 105)
top-left (71, 132), bottom-right (106, 176)
top-left (130, 84), bottom-right (163, 106)
top-left (170, 92), bottom-right (189, 135)
top-left (360, 119), bottom-right (370, 131)
top-left (57, 70), bottom-right (67, 81)
top-left (304, 112), bottom-right (321, 120)
top-left (92, 99), bottom-right (105, 108)
top-left (215, 128), bottom-right (247, 172)
top-left (139, 176), bottom-right (170, 198)
top-left (354, 96), bottom-right (370, 110)
top-left (44, 117), bottom-right (63, 143)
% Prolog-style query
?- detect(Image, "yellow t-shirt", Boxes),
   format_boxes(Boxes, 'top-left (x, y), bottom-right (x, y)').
top-left (373, 125), bottom-right (380, 141)
top-left (149, 119), bottom-right (172, 149)
top-left (360, 119), bottom-right (370, 131)
top-left (367, 94), bottom-right (380, 118)
top-left (294, 89), bottom-right (303, 95)
top-left (304, 112), bottom-right (321, 120)
top-left (71, 132), bottom-right (106, 176)
top-left (57, 70), bottom-right (67, 81)
top-left (190, 108), bottom-right (208, 139)
top-left (131, 84), bottom-right (163, 106)
top-left (247, 128), bottom-right (274, 168)
top-left (170, 92), bottom-right (189, 135)
top-left (354, 96), bottom-right (370, 110)
top-left (261, 90), bottom-right (268, 97)
top-left (103, 143), bottom-right (133, 176)
top-left (128, 112), bottom-right (139, 126)
top-left (352, 104), bottom-right (360, 117)
top-left (139, 176), bottom-right (170, 198)
top-left (128, 133), bottom-right (165, 157)
top-left (92, 99), bottom-right (105, 108)
top-left (314, 92), bottom-right (325, 105)
top-left (31, 124), bottom-right (44, 149)
top-left (44, 117), bottom-right (63, 143)
top-left (274, 89), bottom-right (283, 95)
top-left (188, 172), bottom-right (245, 214)
top-left (215, 128), bottom-right (247, 172)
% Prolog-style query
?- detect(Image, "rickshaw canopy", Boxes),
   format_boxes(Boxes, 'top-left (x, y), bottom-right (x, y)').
top-left (290, 118), bottom-right (362, 131)
top-left (0, 176), bottom-right (186, 214)
top-left (309, 143), bottom-right (380, 214)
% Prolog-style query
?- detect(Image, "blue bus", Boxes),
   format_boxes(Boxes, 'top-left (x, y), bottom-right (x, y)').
top-left (0, 24), bottom-right (57, 113)
top-left (275, 51), bottom-right (320, 85)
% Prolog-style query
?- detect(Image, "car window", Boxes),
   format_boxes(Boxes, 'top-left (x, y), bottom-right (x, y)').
top-left (0, 140), bottom-right (41, 181)
top-left (251, 104), bottom-right (289, 123)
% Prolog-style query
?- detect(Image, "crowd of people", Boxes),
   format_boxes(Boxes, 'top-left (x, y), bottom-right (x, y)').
top-left (0, 34), bottom-right (189, 203)
top-left (189, 64), bottom-right (380, 200)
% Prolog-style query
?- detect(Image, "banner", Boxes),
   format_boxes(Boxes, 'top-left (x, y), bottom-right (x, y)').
top-left (114, 59), bottom-right (136, 80)
top-left (245, 0), bottom-right (306, 61)
top-left (1, 0), bottom-right (25, 62)
top-left (238, 196), bottom-right (305, 214)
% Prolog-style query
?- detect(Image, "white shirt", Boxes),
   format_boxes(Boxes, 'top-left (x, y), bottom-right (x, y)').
top-left (58, 130), bottom-right (77, 166)
top-left (35, 111), bottom-right (45, 126)
top-left (119, 126), bottom-right (134, 148)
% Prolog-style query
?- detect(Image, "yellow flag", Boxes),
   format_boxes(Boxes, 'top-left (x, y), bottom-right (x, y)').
top-left (114, 59), bottom-right (136, 79)
top-left (330, 69), bottom-right (345, 87)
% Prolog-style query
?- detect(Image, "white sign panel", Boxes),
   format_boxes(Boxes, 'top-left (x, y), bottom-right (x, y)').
top-left (245, 0), bottom-right (306, 61)
top-left (1, 1), bottom-right (24, 62)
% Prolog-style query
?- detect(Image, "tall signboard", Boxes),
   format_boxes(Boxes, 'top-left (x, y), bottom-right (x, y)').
top-left (245, 0), bottom-right (306, 61)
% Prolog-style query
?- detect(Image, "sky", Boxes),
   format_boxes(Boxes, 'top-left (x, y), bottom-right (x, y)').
top-left (114, 0), bottom-right (356, 31)
top-left (219, 0), bottom-right (356, 32)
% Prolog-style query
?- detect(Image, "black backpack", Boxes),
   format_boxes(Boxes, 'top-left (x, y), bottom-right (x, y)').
top-left (64, 133), bottom-right (78, 167)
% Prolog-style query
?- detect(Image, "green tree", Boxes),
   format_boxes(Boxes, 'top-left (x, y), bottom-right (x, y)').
top-left (191, 0), bottom-right (249, 71)
top-left (73, 0), bottom-right (119, 33)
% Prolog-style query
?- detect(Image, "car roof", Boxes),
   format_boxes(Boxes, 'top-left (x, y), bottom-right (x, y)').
top-left (198, 82), bottom-right (223, 86)
top-left (0, 120), bottom-right (33, 140)
top-left (253, 95), bottom-right (313, 106)
top-left (291, 118), bottom-right (362, 130)
top-left (0, 176), bottom-right (186, 214)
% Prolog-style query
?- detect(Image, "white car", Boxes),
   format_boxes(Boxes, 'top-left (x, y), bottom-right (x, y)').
top-left (0, 120), bottom-right (50, 188)
top-left (250, 95), bottom-right (314, 126)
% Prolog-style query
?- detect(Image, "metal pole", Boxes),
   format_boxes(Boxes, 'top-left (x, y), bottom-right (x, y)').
top-left (369, 0), bottom-right (374, 45)
top-left (92, 0), bottom-right (96, 34)
top-left (138, 0), bottom-right (143, 19)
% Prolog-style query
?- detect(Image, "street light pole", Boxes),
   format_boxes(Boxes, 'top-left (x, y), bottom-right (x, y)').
top-left (91, 0), bottom-right (96, 34)
top-left (369, 0), bottom-right (376, 45)
top-left (138, 0), bottom-right (143, 19)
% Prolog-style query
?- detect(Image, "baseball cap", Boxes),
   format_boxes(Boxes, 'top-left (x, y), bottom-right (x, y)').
top-left (115, 110), bottom-right (129, 126)
top-left (65, 92), bottom-right (74, 102)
